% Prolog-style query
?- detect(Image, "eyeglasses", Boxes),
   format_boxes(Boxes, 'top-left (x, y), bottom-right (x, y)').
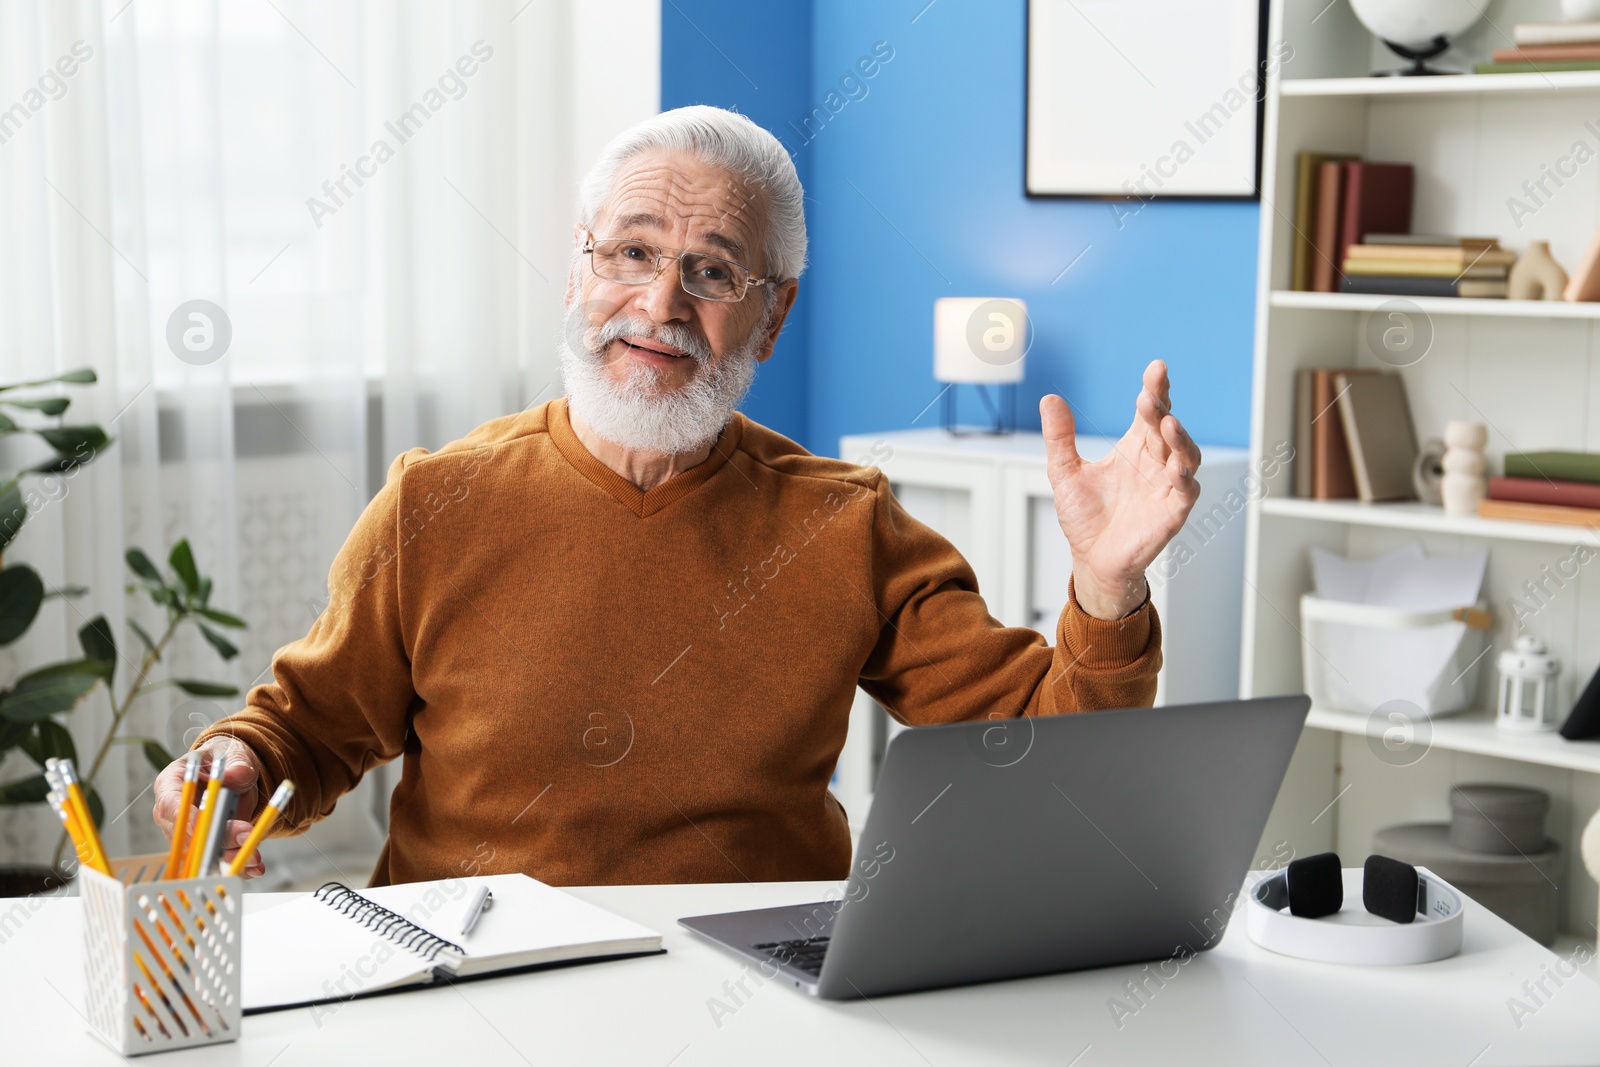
top-left (582, 234), bottom-right (774, 303)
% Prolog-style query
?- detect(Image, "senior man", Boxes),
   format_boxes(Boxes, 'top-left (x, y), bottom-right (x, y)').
top-left (153, 105), bottom-right (1202, 887)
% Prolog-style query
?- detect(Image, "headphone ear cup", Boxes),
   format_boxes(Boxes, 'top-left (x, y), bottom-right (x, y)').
top-left (1362, 854), bottom-right (1420, 924)
top-left (1286, 851), bottom-right (1343, 918)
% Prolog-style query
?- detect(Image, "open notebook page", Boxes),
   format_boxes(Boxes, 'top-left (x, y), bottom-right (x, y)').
top-left (242, 890), bottom-right (438, 1010)
top-left (358, 873), bottom-right (662, 978)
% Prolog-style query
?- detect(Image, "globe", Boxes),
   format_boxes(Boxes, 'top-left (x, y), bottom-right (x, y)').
top-left (1348, 0), bottom-right (1487, 75)
top-left (1348, 0), bottom-right (1485, 48)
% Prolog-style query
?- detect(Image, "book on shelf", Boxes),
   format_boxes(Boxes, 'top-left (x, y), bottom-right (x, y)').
top-left (1475, 60), bottom-right (1600, 74)
top-left (1504, 450), bottom-right (1600, 484)
top-left (1513, 20), bottom-right (1600, 46)
top-left (1339, 274), bottom-right (1462, 298)
top-left (1362, 234), bottom-right (1497, 247)
top-left (1494, 44), bottom-right (1600, 62)
top-left (1294, 368), bottom-right (1314, 499)
top-left (1307, 367), bottom-right (1380, 500)
top-left (1458, 279), bottom-right (1509, 299)
top-left (1335, 372), bottom-right (1418, 503)
top-left (1489, 475), bottom-right (1600, 510)
top-left (1343, 243), bottom-right (1514, 267)
top-left (1342, 259), bottom-right (1508, 279)
top-left (1313, 160), bottom-right (1349, 293)
top-left (1336, 163), bottom-right (1413, 289)
top-left (1478, 498), bottom-right (1600, 528)
top-left (1293, 151), bottom-right (1358, 292)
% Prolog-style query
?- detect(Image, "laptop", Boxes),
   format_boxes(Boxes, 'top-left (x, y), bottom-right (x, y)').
top-left (679, 695), bottom-right (1310, 999)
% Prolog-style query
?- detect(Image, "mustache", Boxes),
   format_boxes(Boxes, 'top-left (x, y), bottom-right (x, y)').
top-left (592, 314), bottom-right (713, 364)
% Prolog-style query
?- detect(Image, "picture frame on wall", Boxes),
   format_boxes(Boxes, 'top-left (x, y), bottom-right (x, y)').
top-left (1025, 0), bottom-right (1269, 200)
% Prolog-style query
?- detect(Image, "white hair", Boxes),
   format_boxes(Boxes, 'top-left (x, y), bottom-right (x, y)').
top-left (578, 105), bottom-right (807, 282)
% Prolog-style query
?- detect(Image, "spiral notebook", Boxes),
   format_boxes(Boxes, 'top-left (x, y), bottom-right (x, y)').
top-left (241, 873), bottom-right (662, 1013)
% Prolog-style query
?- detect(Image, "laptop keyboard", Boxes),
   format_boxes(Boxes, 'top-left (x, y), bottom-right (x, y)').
top-left (753, 936), bottom-right (830, 976)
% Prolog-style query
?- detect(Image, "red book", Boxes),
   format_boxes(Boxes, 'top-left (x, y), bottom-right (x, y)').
top-left (1338, 163), bottom-right (1414, 286)
top-left (1488, 475), bottom-right (1600, 510)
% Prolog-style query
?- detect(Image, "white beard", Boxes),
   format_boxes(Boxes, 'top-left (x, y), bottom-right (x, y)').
top-left (559, 302), bottom-right (767, 455)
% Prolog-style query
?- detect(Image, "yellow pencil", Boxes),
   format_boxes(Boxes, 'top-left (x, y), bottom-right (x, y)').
top-left (182, 756), bottom-right (226, 880)
top-left (45, 790), bottom-right (95, 871)
top-left (57, 760), bottom-right (111, 876)
top-left (225, 780), bottom-right (294, 877)
top-left (162, 752), bottom-right (203, 880)
top-left (132, 984), bottom-right (171, 1039)
top-left (134, 953), bottom-right (190, 1037)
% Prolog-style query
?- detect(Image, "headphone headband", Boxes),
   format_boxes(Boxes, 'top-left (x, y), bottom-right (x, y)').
top-left (1246, 866), bottom-right (1464, 965)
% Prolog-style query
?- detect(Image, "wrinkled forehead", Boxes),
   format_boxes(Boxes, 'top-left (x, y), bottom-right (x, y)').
top-left (594, 150), bottom-right (766, 266)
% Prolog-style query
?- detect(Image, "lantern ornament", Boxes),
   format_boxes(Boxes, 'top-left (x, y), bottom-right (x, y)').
top-left (1496, 636), bottom-right (1561, 732)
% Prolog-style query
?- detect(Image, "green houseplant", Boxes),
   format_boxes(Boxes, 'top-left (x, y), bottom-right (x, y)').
top-left (0, 369), bottom-right (248, 890)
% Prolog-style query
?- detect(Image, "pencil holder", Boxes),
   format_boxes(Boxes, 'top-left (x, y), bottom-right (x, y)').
top-left (81, 858), bottom-right (242, 1055)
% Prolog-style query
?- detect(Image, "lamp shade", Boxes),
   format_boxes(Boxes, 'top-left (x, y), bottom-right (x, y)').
top-left (933, 297), bottom-right (1028, 385)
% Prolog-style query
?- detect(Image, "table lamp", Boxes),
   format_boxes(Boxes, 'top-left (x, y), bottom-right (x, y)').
top-left (933, 297), bottom-right (1028, 435)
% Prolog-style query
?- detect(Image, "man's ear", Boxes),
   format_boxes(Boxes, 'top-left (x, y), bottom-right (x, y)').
top-left (755, 279), bottom-right (800, 364)
top-left (564, 223), bottom-right (587, 308)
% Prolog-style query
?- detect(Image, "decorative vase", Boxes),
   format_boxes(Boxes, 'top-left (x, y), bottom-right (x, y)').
top-left (1440, 420), bottom-right (1487, 516)
top-left (1508, 242), bottom-right (1569, 301)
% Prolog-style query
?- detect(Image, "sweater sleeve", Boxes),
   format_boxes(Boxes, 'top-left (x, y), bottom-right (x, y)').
top-left (193, 450), bottom-right (423, 832)
top-left (857, 474), bottom-right (1162, 725)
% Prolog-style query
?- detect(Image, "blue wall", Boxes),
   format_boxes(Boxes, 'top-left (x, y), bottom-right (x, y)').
top-left (663, 0), bottom-right (1260, 455)
top-left (660, 1), bottom-right (814, 445)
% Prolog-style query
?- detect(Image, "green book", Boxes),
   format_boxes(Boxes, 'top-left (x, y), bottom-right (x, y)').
top-left (1505, 451), bottom-right (1600, 484)
top-left (1474, 61), bottom-right (1600, 74)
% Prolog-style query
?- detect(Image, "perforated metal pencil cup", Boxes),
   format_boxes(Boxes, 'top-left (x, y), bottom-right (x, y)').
top-left (81, 861), bottom-right (242, 1055)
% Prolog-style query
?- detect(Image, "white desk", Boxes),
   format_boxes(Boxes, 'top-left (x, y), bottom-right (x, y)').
top-left (4, 879), bottom-right (1598, 1065)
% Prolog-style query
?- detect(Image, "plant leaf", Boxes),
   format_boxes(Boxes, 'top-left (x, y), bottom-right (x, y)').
top-left (29, 441), bottom-right (111, 475)
top-left (0, 565), bottom-right (45, 646)
top-left (127, 619), bottom-right (159, 657)
top-left (198, 576), bottom-right (212, 606)
top-left (42, 584), bottom-right (88, 600)
top-left (168, 539), bottom-right (199, 596)
top-left (195, 606), bottom-right (246, 629)
top-left (0, 478), bottom-right (24, 552)
top-left (78, 614), bottom-right (116, 677)
top-left (125, 547), bottom-right (163, 586)
top-left (0, 412), bottom-right (15, 433)
top-left (140, 738), bottom-right (175, 772)
top-left (21, 719), bottom-right (76, 767)
top-left (0, 718), bottom-right (30, 754)
top-left (0, 773), bottom-right (50, 804)
top-left (0, 660), bottom-right (107, 722)
top-left (0, 368), bottom-right (96, 393)
top-left (197, 623), bottom-right (238, 661)
top-left (0, 396), bottom-right (70, 416)
top-left (35, 424), bottom-right (109, 456)
top-left (173, 679), bottom-right (238, 697)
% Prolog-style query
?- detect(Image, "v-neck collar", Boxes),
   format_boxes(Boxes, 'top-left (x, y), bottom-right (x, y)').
top-left (547, 397), bottom-right (745, 518)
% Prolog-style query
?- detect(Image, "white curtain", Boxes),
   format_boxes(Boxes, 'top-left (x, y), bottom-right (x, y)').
top-left (0, 0), bottom-right (658, 885)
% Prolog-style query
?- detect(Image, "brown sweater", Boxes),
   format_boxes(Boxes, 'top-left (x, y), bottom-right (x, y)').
top-left (199, 399), bottom-right (1162, 887)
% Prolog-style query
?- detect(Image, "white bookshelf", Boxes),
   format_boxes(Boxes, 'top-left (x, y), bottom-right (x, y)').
top-left (1245, 0), bottom-right (1600, 948)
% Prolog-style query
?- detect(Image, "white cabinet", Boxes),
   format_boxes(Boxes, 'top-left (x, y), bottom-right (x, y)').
top-left (832, 428), bottom-right (1249, 824)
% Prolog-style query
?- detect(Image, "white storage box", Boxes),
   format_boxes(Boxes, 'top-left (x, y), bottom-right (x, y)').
top-left (1299, 595), bottom-right (1493, 718)
top-left (81, 860), bottom-right (241, 1055)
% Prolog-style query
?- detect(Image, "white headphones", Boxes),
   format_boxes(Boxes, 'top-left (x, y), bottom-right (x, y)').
top-left (1246, 853), bottom-right (1464, 965)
